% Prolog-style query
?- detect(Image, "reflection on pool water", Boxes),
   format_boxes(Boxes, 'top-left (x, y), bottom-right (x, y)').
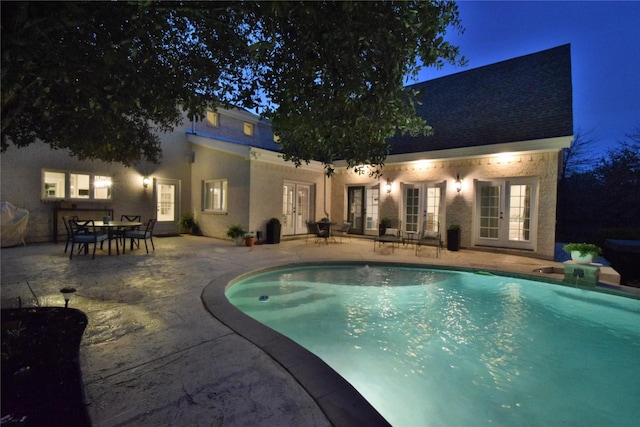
top-left (226, 264), bottom-right (640, 427)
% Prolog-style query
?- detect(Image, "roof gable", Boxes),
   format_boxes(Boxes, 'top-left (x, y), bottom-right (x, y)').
top-left (389, 44), bottom-right (573, 154)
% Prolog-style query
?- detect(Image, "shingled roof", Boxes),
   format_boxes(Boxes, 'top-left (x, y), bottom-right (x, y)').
top-left (388, 44), bottom-right (573, 155)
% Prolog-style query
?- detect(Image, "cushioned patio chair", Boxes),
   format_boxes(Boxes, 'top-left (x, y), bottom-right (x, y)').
top-left (69, 219), bottom-right (109, 259)
top-left (415, 219), bottom-right (442, 257)
top-left (124, 218), bottom-right (156, 254)
top-left (115, 214), bottom-right (141, 247)
top-left (61, 215), bottom-right (79, 253)
top-left (374, 219), bottom-right (403, 252)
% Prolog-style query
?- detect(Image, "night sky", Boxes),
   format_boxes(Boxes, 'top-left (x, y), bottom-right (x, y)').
top-left (415, 0), bottom-right (640, 155)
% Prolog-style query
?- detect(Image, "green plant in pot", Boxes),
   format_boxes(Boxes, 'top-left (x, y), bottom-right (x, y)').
top-left (179, 213), bottom-right (201, 235)
top-left (563, 243), bottom-right (601, 264)
top-left (244, 231), bottom-right (256, 247)
top-left (226, 224), bottom-right (246, 246)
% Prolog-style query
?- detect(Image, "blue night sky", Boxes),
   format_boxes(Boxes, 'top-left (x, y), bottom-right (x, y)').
top-left (415, 0), bottom-right (640, 155)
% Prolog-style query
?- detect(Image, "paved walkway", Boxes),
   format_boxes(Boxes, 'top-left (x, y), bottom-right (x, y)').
top-left (0, 236), bottom-right (630, 426)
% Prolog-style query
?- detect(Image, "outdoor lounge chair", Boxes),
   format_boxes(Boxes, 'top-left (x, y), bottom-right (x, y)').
top-left (415, 217), bottom-right (441, 257)
top-left (374, 219), bottom-right (403, 252)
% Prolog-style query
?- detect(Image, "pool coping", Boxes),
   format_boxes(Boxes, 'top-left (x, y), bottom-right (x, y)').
top-left (202, 265), bottom-right (391, 427)
top-left (201, 260), bottom-right (639, 426)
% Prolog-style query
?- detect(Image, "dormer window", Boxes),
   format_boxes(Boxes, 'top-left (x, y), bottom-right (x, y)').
top-left (243, 122), bottom-right (254, 136)
top-left (206, 111), bottom-right (220, 127)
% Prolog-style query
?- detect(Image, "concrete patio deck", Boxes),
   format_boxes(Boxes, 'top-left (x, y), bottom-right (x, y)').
top-left (0, 235), bottom-right (632, 426)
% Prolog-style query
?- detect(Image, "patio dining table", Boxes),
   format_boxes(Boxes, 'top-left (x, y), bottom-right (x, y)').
top-left (93, 220), bottom-right (143, 255)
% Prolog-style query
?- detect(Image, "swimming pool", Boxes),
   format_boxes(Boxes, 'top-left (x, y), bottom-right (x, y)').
top-left (226, 264), bottom-right (640, 426)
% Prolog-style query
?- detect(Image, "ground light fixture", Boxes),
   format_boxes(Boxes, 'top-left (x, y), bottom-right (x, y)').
top-left (455, 174), bottom-right (462, 193)
top-left (60, 287), bottom-right (77, 308)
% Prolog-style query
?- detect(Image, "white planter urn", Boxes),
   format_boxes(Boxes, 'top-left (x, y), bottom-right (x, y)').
top-left (571, 251), bottom-right (593, 264)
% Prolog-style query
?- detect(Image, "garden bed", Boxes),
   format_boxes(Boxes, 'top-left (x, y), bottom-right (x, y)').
top-left (1, 308), bottom-right (90, 426)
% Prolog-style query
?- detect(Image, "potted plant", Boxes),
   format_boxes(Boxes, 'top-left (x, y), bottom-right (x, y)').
top-left (244, 231), bottom-right (256, 247)
top-left (563, 242), bottom-right (601, 264)
top-left (379, 217), bottom-right (392, 237)
top-left (179, 213), bottom-right (201, 235)
top-left (447, 224), bottom-right (461, 251)
top-left (226, 224), bottom-right (246, 246)
top-left (266, 217), bottom-right (281, 244)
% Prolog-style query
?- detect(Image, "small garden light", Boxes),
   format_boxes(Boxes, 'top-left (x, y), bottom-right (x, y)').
top-left (60, 287), bottom-right (77, 308)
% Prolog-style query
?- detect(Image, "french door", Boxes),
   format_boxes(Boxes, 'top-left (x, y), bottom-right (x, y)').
top-left (403, 183), bottom-right (444, 234)
top-left (154, 178), bottom-right (180, 235)
top-left (475, 179), bottom-right (537, 250)
top-left (282, 182), bottom-right (311, 236)
top-left (347, 186), bottom-right (379, 234)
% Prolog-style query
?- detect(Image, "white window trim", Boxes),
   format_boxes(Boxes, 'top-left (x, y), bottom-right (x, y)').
top-left (42, 170), bottom-right (113, 201)
top-left (203, 179), bottom-right (228, 213)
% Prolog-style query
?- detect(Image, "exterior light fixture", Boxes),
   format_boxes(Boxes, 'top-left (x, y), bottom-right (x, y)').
top-left (454, 174), bottom-right (462, 193)
top-left (60, 287), bottom-right (77, 308)
top-left (385, 181), bottom-right (392, 193)
top-left (143, 176), bottom-right (151, 188)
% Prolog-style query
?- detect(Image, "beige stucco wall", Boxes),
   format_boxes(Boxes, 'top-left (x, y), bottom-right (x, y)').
top-left (331, 150), bottom-right (560, 259)
top-left (190, 143), bottom-right (327, 241)
top-left (248, 160), bottom-right (327, 239)
top-left (0, 122), bottom-right (191, 243)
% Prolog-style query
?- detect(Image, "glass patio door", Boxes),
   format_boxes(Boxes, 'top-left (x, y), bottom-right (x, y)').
top-left (282, 182), bottom-right (311, 236)
top-left (154, 178), bottom-right (180, 235)
top-left (347, 186), bottom-right (379, 235)
top-left (475, 179), bottom-right (537, 250)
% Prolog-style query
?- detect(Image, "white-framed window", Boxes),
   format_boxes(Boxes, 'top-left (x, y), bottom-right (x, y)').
top-left (93, 175), bottom-right (113, 200)
top-left (42, 170), bottom-right (112, 201)
top-left (206, 111), bottom-right (220, 127)
top-left (43, 171), bottom-right (66, 198)
top-left (243, 122), bottom-right (254, 136)
top-left (203, 179), bottom-right (228, 213)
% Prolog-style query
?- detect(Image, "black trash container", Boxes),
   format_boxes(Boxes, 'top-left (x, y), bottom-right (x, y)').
top-left (266, 219), bottom-right (281, 244)
top-left (447, 226), bottom-right (461, 251)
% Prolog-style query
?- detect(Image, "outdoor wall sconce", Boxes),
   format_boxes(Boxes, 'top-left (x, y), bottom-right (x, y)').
top-left (385, 181), bottom-right (392, 193)
top-left (60, 287), bottom-right (77, 308)
top-left (143, 176), bottom-right (151, 188)
top-left (454, 174), bottom-right (462, 193)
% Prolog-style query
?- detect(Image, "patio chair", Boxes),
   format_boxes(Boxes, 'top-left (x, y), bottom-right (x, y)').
top-left (61, 215), bottom-right (79, 253)
top-left (374, 219), bottom-right (403, 252)
top-left (69, 219), bottom-right (110, 259)
top-left (415, 217), bottom-right (442, 257)
top-left (124, 218), bottom-right (156, 254)
top-left (116, 214), bottom-right (141, 247)
top-left (333, 222), bottom-right (351, 243)
top-left (306, 221), bottom-right (330, 244)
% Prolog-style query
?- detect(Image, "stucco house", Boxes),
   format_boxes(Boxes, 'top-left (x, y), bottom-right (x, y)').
top-left (1, 45), bottom-right (572, 260)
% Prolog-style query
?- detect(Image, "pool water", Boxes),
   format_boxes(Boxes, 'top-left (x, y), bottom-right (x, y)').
top-left (226, 265), bottom-right (640, 427)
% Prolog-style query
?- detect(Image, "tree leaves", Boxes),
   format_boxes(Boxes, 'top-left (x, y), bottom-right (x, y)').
top-left (1, 1), bottom-right (464, 173)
